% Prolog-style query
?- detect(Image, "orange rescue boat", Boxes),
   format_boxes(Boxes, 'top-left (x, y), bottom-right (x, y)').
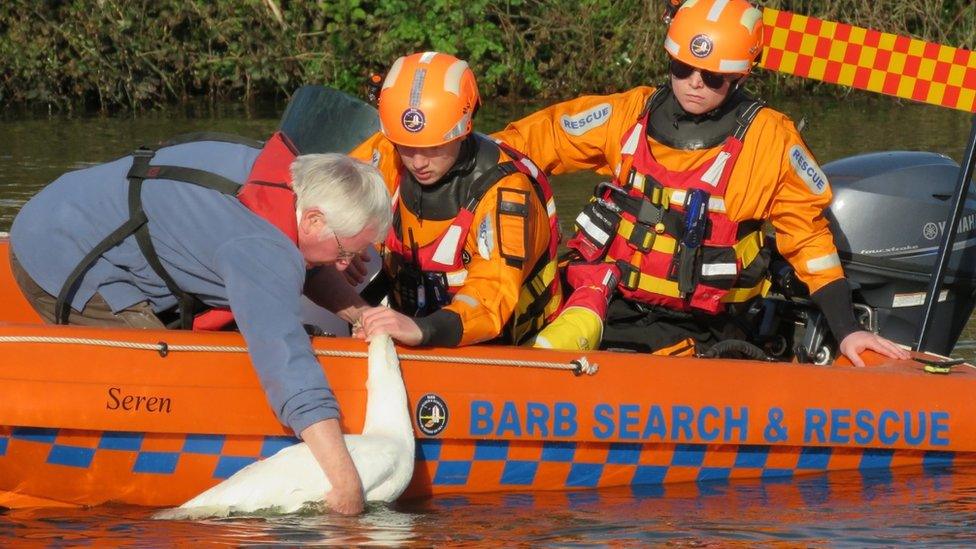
top-left (0, 236), bottom-right (973, 510)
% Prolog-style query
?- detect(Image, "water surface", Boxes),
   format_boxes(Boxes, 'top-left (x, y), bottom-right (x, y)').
top-left (1, 93), bottom-right (975, 545)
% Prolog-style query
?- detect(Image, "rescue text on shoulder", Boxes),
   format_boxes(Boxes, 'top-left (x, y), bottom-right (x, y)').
top-left (789, 145), bottom-right (829, 195)
top-left (560, 103), bottom-right (612, 136)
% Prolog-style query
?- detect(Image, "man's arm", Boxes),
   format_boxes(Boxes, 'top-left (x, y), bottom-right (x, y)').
top-left (301, 419), bottom-right (364, 515)
top-left (304, 265), bottom-right (371, 325)
top-left (214, 237), bottom-right (366, 512)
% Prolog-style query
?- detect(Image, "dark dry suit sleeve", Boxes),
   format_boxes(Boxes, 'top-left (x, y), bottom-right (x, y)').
top-left (213, 236), bottom-right (340, 436)
top-left (414, 309), bottom-right (463, 347)
top-left (810, 278), bottom-right (860, 344)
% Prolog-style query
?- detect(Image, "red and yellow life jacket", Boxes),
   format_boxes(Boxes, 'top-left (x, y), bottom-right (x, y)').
top-left (568, 90), bottom-right (771, 314)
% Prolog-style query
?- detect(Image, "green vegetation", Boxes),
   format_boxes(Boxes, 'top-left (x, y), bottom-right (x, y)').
top-left (0, 0), bottom-right (973, 111)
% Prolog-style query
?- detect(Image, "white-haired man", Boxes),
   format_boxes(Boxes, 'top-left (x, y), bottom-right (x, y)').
top-left (10, 145), bottom-right (391, 514)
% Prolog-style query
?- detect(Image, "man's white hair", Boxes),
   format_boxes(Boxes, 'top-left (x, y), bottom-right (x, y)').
top-left (290, 153), bottom-right (391, 242)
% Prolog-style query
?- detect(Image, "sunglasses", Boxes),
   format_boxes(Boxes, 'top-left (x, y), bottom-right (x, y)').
top-left (669, 59), bottom-right (735, 90)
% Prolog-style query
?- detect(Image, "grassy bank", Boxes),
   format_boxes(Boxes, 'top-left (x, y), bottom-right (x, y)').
top-left (1, 0), bottom-right (973, 111)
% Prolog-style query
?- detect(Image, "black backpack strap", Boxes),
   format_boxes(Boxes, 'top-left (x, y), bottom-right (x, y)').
top-left (126, 162), bottom-right (242, 196)
top-left (54, 177), bottom-right (152, 324)
top-left (54, 141), bottom-right (242, 327)
top-left (463, 162), bottom-right (519, 211)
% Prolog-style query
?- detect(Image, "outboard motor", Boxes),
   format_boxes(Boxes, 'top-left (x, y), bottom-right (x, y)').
top-left (824, 151), bottom-right (976, 355)
top-left (756, 151), bottom-right (976, 361)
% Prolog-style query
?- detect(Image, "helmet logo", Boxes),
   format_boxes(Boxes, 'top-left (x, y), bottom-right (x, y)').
top-left (690, 34), bottom-right (713, 58)
top-left (401, 108), bottom-right (426, 133)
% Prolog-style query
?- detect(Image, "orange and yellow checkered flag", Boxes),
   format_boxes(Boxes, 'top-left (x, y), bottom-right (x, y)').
top-left (761, 8), bottom-right (976, 113)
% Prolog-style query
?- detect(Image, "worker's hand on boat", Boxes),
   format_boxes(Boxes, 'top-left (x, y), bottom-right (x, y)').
top-left (357, 306), bottom-right (423, 345)
top-left (341, 251), bottom-right (371, 286)
top-left (839, 330), bottom-right (912, 367)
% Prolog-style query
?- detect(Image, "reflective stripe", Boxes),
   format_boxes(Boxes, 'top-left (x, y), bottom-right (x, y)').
top-left (806, 253), bottom-right (841, 273)
top-left (519, 158), bottom-right (539, 179)
top-left (719, 59), bottom-right (752, 72)
top-left (382, 57), bottom-right (405, 90)
top-left (447, 270), bottom-right (468, 287)
top-left (701, 263), bottom-right (737, 277)
top-left (630, 172), bottom-right (646, 192)
top-left (432, 225), bottom-right (464, 265)
top-left (546, 197), bottom-right (557, 217)
top-left (409, 68), bottom-right (427, 108)
top-left (700, 151), bottom-right (731, 187)
top-left (452, 292), bottom-right (477, 307)
top-left (707, 0), bottom-right (730, 22)
top-left (669, 190), bottom-right (727, 212)
top-left (664, 36), bottom-right (680, 57)
top-left (576, 211), bottom-right (612, 244)
top-left (621, 124), bottom-right (643, 155)
top-left (443, 60), bottom-right (469, 95)
top-left (419, 51), bottom-right (438, 63)
top-left (442, 113), bottom-right (471, 142)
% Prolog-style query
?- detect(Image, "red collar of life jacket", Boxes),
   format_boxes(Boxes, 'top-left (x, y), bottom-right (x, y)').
top-left (193, 131), bottom-right (299, 330)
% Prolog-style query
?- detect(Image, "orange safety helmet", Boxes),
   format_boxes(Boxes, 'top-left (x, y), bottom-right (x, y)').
top-left (664, 0), bottom-right (764, 74)
top-left (378, 52), bottom-right (480, 148)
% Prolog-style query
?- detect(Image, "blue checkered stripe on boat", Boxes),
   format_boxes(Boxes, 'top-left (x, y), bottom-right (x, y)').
top-left (415, 439), bottom-right (958, 488)
top-left (4, 427), bottom-right (300, 479)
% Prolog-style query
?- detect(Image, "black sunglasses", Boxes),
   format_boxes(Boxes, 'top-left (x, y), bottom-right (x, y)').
top-left (669, 59), bottom-right (734, 90)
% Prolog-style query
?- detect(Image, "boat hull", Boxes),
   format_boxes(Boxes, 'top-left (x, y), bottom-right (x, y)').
top-left (1, 238), bottom-right (974, 508)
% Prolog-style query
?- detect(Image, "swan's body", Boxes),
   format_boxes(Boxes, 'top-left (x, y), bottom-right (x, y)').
top-left (155, 335), bottom-right (414, 518)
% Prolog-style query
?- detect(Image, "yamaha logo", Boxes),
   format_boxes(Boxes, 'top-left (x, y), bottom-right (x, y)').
top-left (923, 222), bottom-right (939, 240)
top-left (401, 108), bottom-right (426, 133)
top-left (690, 34), bottom-right (713, 58)
top-left (416, 393), bottom-right (448, 436)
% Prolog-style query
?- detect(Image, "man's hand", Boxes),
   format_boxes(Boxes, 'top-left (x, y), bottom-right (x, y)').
top-left (300, 419), bottom-right (365, 515)
top-left (359, 306), bottom-right (423, 345)
top-left (341, 252), bottom-right (371, 287)
top-left (839, 330), bottom-right (911, 367)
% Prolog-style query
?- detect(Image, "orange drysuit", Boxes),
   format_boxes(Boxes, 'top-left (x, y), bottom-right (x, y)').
top-left (350, 132), bottom-right (560, 347)
top-left (494, 85), bottom-right (855, 352)
top-left (494, 85), bottom-right (843, 294)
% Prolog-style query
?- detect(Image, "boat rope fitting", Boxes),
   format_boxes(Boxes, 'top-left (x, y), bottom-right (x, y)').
top-left (0, 335), bottom-right (598, 375)
top-left (570, 357), bottom-right (598, 376)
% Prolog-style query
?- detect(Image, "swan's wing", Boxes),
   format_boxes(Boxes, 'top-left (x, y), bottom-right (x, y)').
top-left (155, 442), bottom-right (325, 519)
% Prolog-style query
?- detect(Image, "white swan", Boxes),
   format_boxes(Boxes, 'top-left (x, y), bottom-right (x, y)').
top-left (154, 334), bottom-right (415, 518)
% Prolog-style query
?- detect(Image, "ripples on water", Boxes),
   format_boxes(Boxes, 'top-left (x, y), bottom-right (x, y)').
top-left (3, 466), bottom-right (976, 545)
top-left (2, 94), bottom-right (975, 544)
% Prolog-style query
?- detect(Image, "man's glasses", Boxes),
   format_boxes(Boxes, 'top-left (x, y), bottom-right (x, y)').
top-left (669, 59), bottom-right (734, 91)
top-left (333, 233), bottom-right (359, 261)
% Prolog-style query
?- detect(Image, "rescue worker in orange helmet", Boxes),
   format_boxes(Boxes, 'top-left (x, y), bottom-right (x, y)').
top-left (349, 52), bottom-right (562, 347)
top-left (494, 0), bottom-right (908, 366)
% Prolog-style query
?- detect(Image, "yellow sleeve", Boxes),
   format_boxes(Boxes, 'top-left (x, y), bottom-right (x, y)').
top-left (443, 171), bottom-right (550, 345)
top-left (491, 87), bottom-right (652, 177)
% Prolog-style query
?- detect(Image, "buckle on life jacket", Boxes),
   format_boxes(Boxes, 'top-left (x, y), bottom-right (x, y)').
top-left (626, 221), bottom-right (656, 253)
top-left (615, 259), bottom-right (641, 291)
